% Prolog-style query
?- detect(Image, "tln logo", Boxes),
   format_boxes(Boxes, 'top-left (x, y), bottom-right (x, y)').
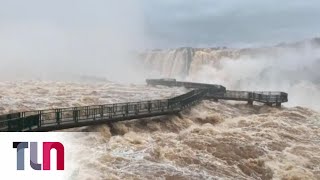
top-left (13, 142), bottom-right (64, 170)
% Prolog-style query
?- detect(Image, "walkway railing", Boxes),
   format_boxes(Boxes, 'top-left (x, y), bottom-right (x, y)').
top-left (147, 79), bottom-right (288, 105)
top-left (0, 89), bottom-right (208, 132)
top-left (211, 90), bottom-right (288, 103)
top-left (0, 79), bottom-right (288, 132)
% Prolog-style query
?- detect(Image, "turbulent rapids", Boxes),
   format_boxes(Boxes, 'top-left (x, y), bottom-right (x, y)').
top-left (0, 79), bottom-right (287, 132)
top-left (0, 80), bottom-right (319, 179)
top-left (1, 39), bottom-right (320, 179)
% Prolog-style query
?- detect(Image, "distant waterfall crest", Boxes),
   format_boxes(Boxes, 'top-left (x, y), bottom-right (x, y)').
top-left (140, 38), bottom-right (320, 111)
top-left (140, 38), bottom-right (320, 80)
top-left (141, 47), bottom-right (243, 79)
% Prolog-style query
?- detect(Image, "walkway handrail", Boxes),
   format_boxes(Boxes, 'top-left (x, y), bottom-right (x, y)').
top-left (147, 79), bottom-right (288, 104)
top-left (0, 79), bottom-right (288, 132)
top-left (0, 89), bottom-right (208, 132)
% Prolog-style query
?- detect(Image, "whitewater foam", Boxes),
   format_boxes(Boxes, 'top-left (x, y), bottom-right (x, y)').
top-left (1, 81), bottom-right (319, 179)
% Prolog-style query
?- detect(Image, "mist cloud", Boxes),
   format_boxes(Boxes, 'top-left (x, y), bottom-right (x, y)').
top-left (1, 0), bottom-right (320, 84)
top-left (0, 0), bottom-right (147, 82)
top-left (189, 42), bottom-right (320, 110)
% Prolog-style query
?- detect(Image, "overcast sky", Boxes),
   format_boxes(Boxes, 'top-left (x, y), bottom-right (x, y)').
top-left (0, 0), bottom-right (320, 80)
top-left (1, 0), bottom-right (320, 48)
top-left (142, 0), bottom-right (320, 47)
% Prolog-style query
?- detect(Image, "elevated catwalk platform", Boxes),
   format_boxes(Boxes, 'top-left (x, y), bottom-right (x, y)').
top-left (146, 78), bottom-right (288, 106)
top-left (0, 79), bottom-right (287, 132)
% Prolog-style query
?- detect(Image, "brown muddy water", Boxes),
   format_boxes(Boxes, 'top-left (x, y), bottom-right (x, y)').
top-left (0, 81), bottom-right (319, 180)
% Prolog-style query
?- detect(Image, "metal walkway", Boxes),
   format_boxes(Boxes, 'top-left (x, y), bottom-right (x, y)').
top-left (0, 89), bottom-right (209, 132)
top-left (147, 79), bottom-right (288, 106)
top-left (0, 79), bottom-right (288, 132)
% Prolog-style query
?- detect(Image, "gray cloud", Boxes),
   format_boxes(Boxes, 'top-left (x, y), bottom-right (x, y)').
top-left (143, 0), bottom-right (320, 47)
top-left (0, 0), bottom-right (147, 82)
top-left (0, 0), bottom-right (319, 81)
